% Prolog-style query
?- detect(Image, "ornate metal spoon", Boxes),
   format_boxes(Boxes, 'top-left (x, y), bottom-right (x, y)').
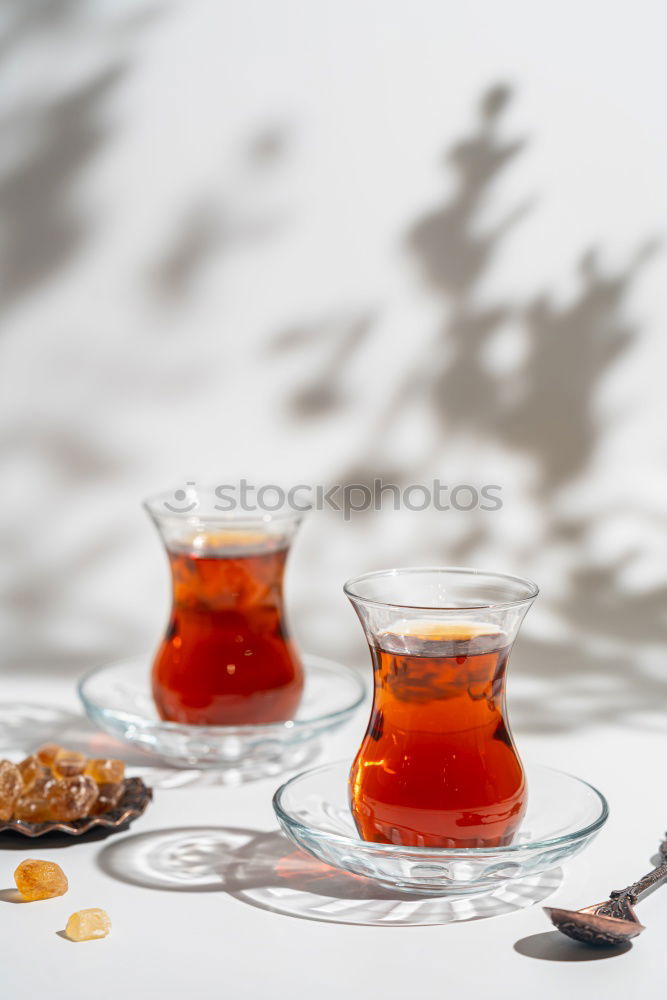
top-left (544, 833), bottom-right (667, 947)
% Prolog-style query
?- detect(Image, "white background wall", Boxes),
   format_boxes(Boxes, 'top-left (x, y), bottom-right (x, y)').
top-left (2, 0), bottom-right (666, 734)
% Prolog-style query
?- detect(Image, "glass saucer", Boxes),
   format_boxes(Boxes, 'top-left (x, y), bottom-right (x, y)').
top-left (78, 655), bottom-right (365, 779)
top-left (273, 761), bottom-right (608, 896)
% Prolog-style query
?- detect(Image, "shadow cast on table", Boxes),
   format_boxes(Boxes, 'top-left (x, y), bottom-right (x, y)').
top-left (0, 823), bottom-right (128, 851)
top-left (0, 703), bottom-right (146, 761)
top-left (0, 887), bottom-right (23, 903)
top-left (0, 701), bottom-right (324, 791)
top-left (514, 930), bottom-right (631, 962)
top-left (97, 825), bottom-right (561, 926)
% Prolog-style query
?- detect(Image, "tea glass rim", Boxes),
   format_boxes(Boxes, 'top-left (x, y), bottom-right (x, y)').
top-left (273, 759), bottom-right (609, 857)
top-left (343, 565), bottom-right (539, 612)
top-left (143, 486), bottom-right (305, 527)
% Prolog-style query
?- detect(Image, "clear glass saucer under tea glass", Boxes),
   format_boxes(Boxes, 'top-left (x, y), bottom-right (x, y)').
top-left (273, 760), bottom-right (608, 896)
top-left (78, 654), bottom-right (364, 778)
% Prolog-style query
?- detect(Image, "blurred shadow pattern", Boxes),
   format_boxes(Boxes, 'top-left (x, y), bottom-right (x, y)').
top-left (97, 824), bottom-right (562, 925)
top-left (0, 0), bottom-right (161, 308)
top-left (0, 0), bottom-right (663, 742)
top-left (0, 1), bottom-right (165, 673)
top-left (152, 126), bottom-right (291, 302)
top-left (271, 85), bottom-right (664, 733)
top-left (269, 313), bottom-right (374, 418)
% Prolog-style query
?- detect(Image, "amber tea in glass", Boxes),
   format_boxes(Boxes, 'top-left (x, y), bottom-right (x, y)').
top-left (145, 490), bottom-right (304, 726)
top-left (345, 567), bottom-right (538, 848)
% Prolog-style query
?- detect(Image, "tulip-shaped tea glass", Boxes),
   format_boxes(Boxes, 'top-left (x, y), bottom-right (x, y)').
top-left (345, 567), bottom-right (538, 849)
top-left (145, 487), bottom-right (304, 726)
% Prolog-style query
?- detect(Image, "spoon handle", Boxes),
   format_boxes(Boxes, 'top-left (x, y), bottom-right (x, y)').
top-left (608, 835), bottom-right (667, 907)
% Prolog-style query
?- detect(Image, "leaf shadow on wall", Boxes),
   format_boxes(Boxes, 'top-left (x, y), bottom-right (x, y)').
top-left (151, 125), bottom-right (292, 303)
top-left (0, 2), bottom-right (172, 674)
top-left (0, 0), bottom-right (296, 676)
top-left (0, 0), bottom-right (162, 309)
top-left (272, 84), bottom-right (665, 734)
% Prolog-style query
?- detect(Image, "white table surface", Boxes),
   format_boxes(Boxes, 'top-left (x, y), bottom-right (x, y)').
top-left (0, 672), bottom-right (664, 1000)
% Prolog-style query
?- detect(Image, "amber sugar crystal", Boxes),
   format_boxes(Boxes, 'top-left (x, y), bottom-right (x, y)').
top-left (47, 775), bottom-right (98, 822)
top-left (31, 769), bottom-right (56, 798)
top-left (1, 746), bottom-right (127, 823)
top-left (91, 783), bottom-right (124, 815)
top-left (52, 749), bottom-right (87, 779)
top-left (17, 755), bottom-right (43, 791)
top-left (13, 797), bottom-right (52, 823)
top-left (84, 759), bottom-right (125, 784)
top-left (0, 760), bottom-right (23, 821)
top-left (14, 859), bottom-right (68, 901)
top-left (65, 908), bottom-right (111, 942)
top-left (35, 744), bottom-right (62, 768)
